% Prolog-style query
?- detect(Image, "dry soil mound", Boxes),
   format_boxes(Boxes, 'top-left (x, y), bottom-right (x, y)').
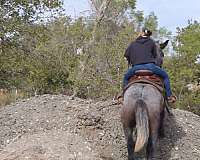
top-left (0, 94), bottom-right (199, 160)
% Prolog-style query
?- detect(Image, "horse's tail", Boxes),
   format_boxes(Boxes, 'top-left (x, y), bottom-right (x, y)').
top-left (134, 99), bottom-right (149, 152)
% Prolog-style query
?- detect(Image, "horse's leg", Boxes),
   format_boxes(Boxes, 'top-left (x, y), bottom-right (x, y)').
top-left (147, 119), bottom-right (159, 160)
top-left (147, 132), bottom-right (158, 160)
top-left (123, 126), bottom-right (135, 160)
top-left (159, 109), bottom-right (165, 138)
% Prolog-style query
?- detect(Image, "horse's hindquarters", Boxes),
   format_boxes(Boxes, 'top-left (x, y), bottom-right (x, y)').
top-left (124, 83), bottom-right (164, 109)
top-left (122, 83), bottom-right (164, 127)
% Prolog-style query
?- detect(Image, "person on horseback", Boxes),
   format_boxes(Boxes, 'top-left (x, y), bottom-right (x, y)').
top-left (121, 28), bottom-right (176, 103)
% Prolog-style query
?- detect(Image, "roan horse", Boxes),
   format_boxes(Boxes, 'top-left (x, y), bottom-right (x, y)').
top-left (121, 40), bottom-right (169, 160)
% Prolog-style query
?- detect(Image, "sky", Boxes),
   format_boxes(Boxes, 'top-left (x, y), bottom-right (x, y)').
top-left (64, 0), bottom-right (200, 34)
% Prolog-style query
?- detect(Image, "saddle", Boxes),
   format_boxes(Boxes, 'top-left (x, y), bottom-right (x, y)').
top-left (125, 70), bottom-right (164, 93)
top-left (118, 70), bottom-right (171, 114)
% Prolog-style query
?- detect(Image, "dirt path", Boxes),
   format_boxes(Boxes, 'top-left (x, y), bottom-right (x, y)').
top-left (0, 95), bottom-right (199, 160)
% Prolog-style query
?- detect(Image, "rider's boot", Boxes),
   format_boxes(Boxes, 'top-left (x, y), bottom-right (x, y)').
top-left (167, 95), bottom-right (177, 103)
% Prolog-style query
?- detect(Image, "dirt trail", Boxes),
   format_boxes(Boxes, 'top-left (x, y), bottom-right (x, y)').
top-left (0, 95), bottom-right (199, 160)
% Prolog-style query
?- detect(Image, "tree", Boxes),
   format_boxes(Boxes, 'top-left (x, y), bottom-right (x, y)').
top-left (89, 0), bottom-right (136, 24)
top-left (133, 10), bottom-right (144, 31)
top-left (0, 0), bottom-right (63, 90)
top-left (144, 12), bottom-right (158, 33)
top-left (0, 0), bottom-right (63, 48)
top-left (165, 21), bottom-right (200, 115)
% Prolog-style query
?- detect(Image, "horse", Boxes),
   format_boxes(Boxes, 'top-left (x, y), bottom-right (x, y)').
top-left (120, 40), bottom-right (169, 160)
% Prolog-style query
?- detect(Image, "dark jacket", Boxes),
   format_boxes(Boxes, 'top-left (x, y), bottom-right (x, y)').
top-left (124, 36), bottom-right (157, 66)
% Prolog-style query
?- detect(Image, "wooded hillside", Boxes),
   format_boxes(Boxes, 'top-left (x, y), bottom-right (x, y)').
top-left (0, 0), bottom-right (199, 115)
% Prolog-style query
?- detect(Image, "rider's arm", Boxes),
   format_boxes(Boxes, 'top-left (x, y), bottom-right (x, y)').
top-left (124, 44), bottom-right (131, 65)
top-left (152, 43), bottom-right (157, 58)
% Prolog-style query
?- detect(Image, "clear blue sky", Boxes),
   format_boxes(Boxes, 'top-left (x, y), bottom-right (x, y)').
top-left (64, 0), bottom-right (200, 34)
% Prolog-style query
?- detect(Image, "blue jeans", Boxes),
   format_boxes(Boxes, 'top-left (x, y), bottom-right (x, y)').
top-left (123, 63), bottom-right (172, 97)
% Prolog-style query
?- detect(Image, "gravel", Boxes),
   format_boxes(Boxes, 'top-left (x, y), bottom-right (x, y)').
top-left (0, 94), bottom-right (199, 160)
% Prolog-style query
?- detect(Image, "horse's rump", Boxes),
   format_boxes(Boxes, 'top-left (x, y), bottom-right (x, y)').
top-left (122, 82), bottom-right (164, 120)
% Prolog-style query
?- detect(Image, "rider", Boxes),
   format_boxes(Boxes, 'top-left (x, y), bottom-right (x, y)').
top-left (122, 28), bottom-right (176, 103)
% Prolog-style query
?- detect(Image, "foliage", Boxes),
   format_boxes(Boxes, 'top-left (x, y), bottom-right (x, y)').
top-left (164, 21), bottom-right (200, 115)
top-left (144, 12), bottom-right (158, 32)
top-left (0, 0), bottom-right (63, 46)
top-left (0, 0), bottom-right (63, 92)
top-left (0, 1), bottom-right (199, 116)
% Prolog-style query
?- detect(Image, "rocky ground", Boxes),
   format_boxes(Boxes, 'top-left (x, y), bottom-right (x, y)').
top-left (0, 94), bottom-right (199, 160)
